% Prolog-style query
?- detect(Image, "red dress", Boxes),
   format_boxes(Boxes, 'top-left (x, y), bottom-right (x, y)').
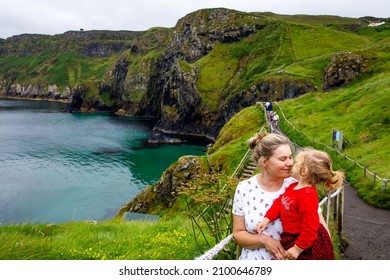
top-left (265, 182), bottom-right (334, 260)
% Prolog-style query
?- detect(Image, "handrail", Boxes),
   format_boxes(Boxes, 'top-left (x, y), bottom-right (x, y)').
top-left (195, 234), bottom-right (234, 260)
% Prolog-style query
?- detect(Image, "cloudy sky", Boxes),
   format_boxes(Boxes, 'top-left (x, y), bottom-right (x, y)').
top-left (1, 0), bottom-right (388, 39)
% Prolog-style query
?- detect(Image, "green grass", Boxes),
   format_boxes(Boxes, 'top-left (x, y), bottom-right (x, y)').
top-left (290, 23), bottom-right (370, 60)
top-left (195, 43), bottom-right (240, 110)
top-left (0, 217), bottom-right (211, 260)
top-left (208, 104), bottom-right (266, 174)
top-left (0, 51), bottom-right (113, 91)
top-left (279, 73), bottom-right (390, 178)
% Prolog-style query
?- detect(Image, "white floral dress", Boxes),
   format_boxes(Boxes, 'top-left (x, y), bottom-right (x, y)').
top-left (232, 175), bottom-right (296, 260)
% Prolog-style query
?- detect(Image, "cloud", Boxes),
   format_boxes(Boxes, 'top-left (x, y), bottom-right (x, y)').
top-left (0, 0), bottom-right (388, 39)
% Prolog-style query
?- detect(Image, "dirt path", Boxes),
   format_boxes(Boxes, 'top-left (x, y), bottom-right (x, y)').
top-left (341, 183), bottom-right (390, 260)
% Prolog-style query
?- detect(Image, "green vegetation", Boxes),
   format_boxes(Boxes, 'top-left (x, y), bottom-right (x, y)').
top-left (1, 10), bottom-right (388, 116)
top-left (195, 43), bottom-right (239, 110)
top-left (275, 66), bottom-right (390, 208)
top-left (207, 104), bottom-right (265, 174)
top-left (0, 51), bottom-right (113, 91)
top-left (0, 10), bottom-right (389, 259)
top-left (0, 218), bottom-right (208, 260)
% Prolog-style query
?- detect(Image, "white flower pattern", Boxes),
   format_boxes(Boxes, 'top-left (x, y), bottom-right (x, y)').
top-left (232, 175), bottom-right (296, 260)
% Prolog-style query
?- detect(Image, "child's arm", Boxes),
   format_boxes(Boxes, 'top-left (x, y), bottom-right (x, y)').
top-left (256, 218), bottom-right (270, 234)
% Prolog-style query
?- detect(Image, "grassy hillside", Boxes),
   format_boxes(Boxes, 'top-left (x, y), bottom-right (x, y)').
top-left (0, 10), bottom-right (389, 259)
top-left (277, 72), bottom-right (390, 208)
top-left (0, 28), bottom-right (172, 99)
top-left (0, 218), bottom-right (209, 260)
top-left (277, 30), bottom-right (390, 178)
top-left (0, 51), bottom-right (115, 92)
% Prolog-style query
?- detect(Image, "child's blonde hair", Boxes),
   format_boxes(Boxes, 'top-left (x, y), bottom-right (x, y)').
top-left (296, 148), bottom-right (344, 191)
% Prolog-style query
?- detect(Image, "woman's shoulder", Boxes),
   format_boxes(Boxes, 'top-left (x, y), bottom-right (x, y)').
top-left (238, 174), bottom-right (258, 188)
top-left (283, 177), bottom-right (297, 187)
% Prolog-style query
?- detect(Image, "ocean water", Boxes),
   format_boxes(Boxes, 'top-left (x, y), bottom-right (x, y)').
top-left (0, 99), bottom-right (207, 224)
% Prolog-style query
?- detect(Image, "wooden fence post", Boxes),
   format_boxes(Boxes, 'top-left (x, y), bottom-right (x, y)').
top-left (331, 128), bottom-right (336, 148)
top-left (337, 186), bottom-right (344, 236)
top-left (382, 179), bottom-right (388, 193)
top-left (338, 130), bottom-right (344, 151)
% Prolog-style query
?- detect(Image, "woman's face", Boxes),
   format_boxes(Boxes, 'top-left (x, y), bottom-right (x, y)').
top-left (265, 144), bottom-right (294, 179)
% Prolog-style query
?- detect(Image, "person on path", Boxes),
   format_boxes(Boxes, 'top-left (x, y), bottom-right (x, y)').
top-left (272, 112), bottom-right (279, 128)
top-left (265, 102), bottom-right (273, 119)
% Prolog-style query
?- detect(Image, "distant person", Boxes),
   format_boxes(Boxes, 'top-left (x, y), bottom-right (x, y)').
top-left (272, 112), bottom-right (279, 128)
top-left (265, 102), bottom-right (273, 119)
top-left (256, 148), bottom-right (344, 260)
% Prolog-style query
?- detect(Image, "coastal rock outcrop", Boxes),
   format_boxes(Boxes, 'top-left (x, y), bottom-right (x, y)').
top-left (0, 82), bottom-right (71, 101)
top-left (323, 52), bottom-right (368, 90)
top-left (117, 155), bottom-right (209, 216)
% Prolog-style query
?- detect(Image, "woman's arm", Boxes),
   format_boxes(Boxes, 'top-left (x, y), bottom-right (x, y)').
top-left (233, 214), bottom-right (286, 260)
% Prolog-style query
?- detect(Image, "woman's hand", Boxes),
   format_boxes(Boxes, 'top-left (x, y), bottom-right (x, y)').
top-left (261, 234), bottom-right (287, 260)
top-left (233, 214), bottom-right (286, 259)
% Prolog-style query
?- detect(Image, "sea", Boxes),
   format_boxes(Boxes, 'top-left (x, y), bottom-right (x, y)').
top-left (0, 99), bottom-right (208, 224)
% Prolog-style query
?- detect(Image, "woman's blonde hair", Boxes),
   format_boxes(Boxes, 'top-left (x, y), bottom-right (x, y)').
top-left (297, 148), bottom-right (345, 191)
top-left (247, 131), bottom-right (291, 163)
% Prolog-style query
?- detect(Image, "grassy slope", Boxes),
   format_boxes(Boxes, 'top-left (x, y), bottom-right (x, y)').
top-left (0, 218), bottom-right (209, 260)
top-left (277, 67), bottom-right (390, 208)
top-left (194, 14), bottom-right (387, 111)
top-left (277, 18), bottom-right (390, 174)
top-left (280, 73), bottom-right (389, 175)
top-left (1, 12), bottom-right (389, 259)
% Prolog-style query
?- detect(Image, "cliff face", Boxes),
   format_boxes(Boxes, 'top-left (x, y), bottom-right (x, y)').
top-left (0, 8), bottom-right (371, 140)
top-left (151, 9), bottom-right (261, 138)
top-left (98, 9), bottom-right (318, 140)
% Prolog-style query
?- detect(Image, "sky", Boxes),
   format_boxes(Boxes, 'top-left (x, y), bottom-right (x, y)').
top-left (1, 0), bottom-right (389, 39)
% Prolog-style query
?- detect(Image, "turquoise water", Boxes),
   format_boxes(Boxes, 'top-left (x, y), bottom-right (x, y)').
top-left (0, 99), bottom-right (207, 224)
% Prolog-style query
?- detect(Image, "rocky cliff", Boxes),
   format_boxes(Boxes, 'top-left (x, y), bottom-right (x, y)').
top-left (0, 8), bottom-right (373, 140)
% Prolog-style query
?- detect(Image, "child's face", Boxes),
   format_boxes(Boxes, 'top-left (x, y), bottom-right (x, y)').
top-left (292, 155), bottom-right (304, 179)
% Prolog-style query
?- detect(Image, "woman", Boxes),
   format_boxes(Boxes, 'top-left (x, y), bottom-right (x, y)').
top-left (232, 132), bottom-right (329, 260)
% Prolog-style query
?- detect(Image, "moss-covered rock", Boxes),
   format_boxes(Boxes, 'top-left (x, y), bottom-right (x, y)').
top-left (118, 155), bottom-right (210, 216)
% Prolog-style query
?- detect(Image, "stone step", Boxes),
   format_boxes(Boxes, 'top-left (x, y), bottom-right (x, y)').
top-left (246, 165), bottom-right (256, 170)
